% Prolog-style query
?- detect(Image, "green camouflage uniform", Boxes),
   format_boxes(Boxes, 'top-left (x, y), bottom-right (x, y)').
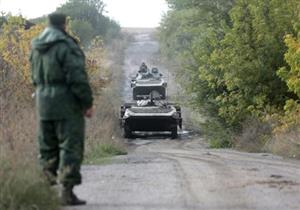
top-left (30, 26), bottom-right (93, 186)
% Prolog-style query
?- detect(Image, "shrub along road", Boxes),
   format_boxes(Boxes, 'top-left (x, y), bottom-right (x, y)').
top-left (65, 31), bottom-right (300, 210)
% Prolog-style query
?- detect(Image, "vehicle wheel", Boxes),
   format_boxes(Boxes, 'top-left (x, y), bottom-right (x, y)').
top-left (171, 126), bottom-right (178, 139)
top-left (123, 124), bottom-right (133, 139)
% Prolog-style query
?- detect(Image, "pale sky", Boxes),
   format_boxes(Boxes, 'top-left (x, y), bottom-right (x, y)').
top-left (0, 0), bottom-right (168, 27)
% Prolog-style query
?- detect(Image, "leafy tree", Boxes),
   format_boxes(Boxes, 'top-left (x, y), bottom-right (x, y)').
top-left (159, 0), bottom-right (234, 118)
top-left (278, 34), bottom-right (300, 98)
top-left (69, 19), bottom-right (94, 46)
top-left (277, 0), bottom-right (300, 98)
top-left (276, 4), bottom-right (300, 130)
top-left (104, 19), bottom-right (121, 41)
top-left (56, 0), bottom-right (120, 44)
top-left (159, 0), bottom-right (300, 145)
top-left (209, 0), bottom-right (299, 125)
top-left (0, 16), bottom-right (44, 84)
top-left (0, 15), bottom-right (106, 100)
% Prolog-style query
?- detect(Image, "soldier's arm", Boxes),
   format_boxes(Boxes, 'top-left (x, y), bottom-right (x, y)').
top-left (29, 51), bottom-right (37, 87)
top-left (62, 44), bottom-right (93, 110)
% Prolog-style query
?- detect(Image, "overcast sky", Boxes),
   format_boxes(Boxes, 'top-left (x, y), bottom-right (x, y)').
top-left (0, 0), bottom-right (169, 27)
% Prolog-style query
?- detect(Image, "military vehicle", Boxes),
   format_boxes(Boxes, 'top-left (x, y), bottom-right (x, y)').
top-left (120, 91), bottom-right (182, 139)
top-left (131, 67), bottom-right (167, 100)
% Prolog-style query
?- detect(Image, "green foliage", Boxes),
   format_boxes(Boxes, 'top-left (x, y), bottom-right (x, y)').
top-left (276, 21), bottom-right (300, 131)
top-left (159, 0), bottom-right (235, 131)
top-left (98, 144), bottom-right (128, 157)
top-left (278, 34), bottom-right (300, 98)
top-left (0, 17), bottom-right (6, 27)
top-left (69, 19), bottom-right (94, 46)
top-left (56, 0), bottom-right (120, 45)
top-left (159, 0), bottom-right (300, 147)
top-left (210, 0), bottom-right (296, 125)
top-left (85, 143), bottom-right (127, 164)
top-left (103, 19), bottom-right (121, 41)
top-left (201, 119), bottom-right (233, 148)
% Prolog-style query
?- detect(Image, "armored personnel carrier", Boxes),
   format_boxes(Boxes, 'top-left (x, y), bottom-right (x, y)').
top-left (131, 67), bottom-right (167, 100)
top-left (120, 91), bottom-right (182, 139)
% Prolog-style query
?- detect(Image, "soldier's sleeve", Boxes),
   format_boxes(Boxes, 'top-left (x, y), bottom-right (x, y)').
top-left (63, 43), bottom-right (93, 110)
top-left (29, 51), bottom-right (37, 87)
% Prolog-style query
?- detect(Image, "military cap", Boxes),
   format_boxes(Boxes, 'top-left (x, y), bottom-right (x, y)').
top-left (48, 13), bottom-right (67, 27)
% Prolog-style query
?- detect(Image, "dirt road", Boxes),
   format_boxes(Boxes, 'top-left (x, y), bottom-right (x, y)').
top-left (66, 32), bottom-right (300, 210)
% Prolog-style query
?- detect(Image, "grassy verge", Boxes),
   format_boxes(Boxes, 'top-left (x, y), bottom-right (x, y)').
top-left (85, 143), bottom-right (127, 164)
top-left (202, 120), bottom-right (233, 149)
top-left (265, 129), bottom-right (300, 159)
top-left (0, 104), bottom-right (60, 210)
top-left (84, 36), bottom-right (130, 163)
top-left (0, 153), bottom-right (59, 210)
top-left (206, 116), bottom-right (300, 160)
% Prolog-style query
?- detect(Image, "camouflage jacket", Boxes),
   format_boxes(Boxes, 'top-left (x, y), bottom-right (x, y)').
top-left (30, 26), bottom-right (93, 120)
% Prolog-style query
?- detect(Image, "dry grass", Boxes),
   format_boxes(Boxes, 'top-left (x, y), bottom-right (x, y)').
top-left (266, 129), bottom-right (300, 158)
top-left (84, 37), bottom-right (129, 163)
top-left (0, 152), bottom-right (59, 210)
top-left (85, 88), bottom-right (127, 163)
top-left (0, 80), bottom-right (60, 210)
top-left (234, 118), bottom-right (300, 159)
top-left (235, 118), bottom-right (272, 152)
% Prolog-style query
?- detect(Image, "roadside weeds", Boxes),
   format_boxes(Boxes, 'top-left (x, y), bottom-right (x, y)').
top-left (84, 36), bottom-right (131, 164)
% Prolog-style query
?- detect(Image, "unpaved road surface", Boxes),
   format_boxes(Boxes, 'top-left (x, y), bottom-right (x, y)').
top-left (66, 32), bottom-right (300, 210)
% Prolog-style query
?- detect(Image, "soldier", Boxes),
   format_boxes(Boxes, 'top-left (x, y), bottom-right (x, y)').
top-left (151, 67), bottom-right (162, 79)
top-left (138, 62), bottom-right (152, 79)
top-left (139, 62), bottom-right (148, 74)
top-left (30, 13), bottom-right (93, 206)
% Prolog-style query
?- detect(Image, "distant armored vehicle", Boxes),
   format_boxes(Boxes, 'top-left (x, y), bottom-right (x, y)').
top-left (131, 67), bottom-right (167, 100)
top-left (120, 91), bottom-right (182, 139)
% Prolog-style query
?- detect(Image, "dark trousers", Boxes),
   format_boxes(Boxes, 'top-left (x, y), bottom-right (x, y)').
top-left (38, 115), bottom-right (85, 186)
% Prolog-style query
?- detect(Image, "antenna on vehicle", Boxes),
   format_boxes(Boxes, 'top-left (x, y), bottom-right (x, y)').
top-left (166, 67), bottom-right (170, 101)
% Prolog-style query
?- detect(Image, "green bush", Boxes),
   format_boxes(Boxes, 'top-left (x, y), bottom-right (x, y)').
top-left (69, 19), bottom-right (94, 47)
top-left (159, 0), bottom-right (300, 149)
top-left (56, 0), bottom-right (120, 44)
top-left (201, 119), bottom-right (233, 148)
top-left (85, 143), bottom-right (127, 164)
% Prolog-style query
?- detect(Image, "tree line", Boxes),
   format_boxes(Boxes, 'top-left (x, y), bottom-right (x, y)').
top-left (32, 0), bottom-right (121, 46)
top-left (159, 0), bottom-right (300, 149)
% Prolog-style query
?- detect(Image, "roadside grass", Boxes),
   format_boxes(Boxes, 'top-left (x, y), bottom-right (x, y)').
top-left (85, 90), bottom-right (128, 164)
top-left (85, 143), bottom-right (127, 165)
top-left (84, 37), bottom-right (129, 164)
top-left (203, 121), bottom-right (233, 148)
top-left (207, 116), bottom-right (300, 159)
top-left (0, 101), bottom-right (60, 210)
top-left (0, 152), bottom-right (59, 210)
top-left (235, 118), bottom-right (272, 152)
top-left (203, 118), bottom-right (272, 151)
top-left (266, 129), bottom-right (300, 159)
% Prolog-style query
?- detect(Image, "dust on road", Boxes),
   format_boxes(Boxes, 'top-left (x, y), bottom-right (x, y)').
top-left (65, 31), bottom-right (300, 210)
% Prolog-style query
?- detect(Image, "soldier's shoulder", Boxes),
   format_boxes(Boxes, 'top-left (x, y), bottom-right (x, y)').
top-left (63, 35), bottom-right (84, 57)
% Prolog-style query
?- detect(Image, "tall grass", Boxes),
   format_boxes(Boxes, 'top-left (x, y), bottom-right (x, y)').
top-left (0, 80), bottom-right (60, 210)
top-left (266, 129), bottom-right (300, 158)
top-left (0, 152), bottom-right (59, 210)
top-left (85, 37), bottom-right (129, 163)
